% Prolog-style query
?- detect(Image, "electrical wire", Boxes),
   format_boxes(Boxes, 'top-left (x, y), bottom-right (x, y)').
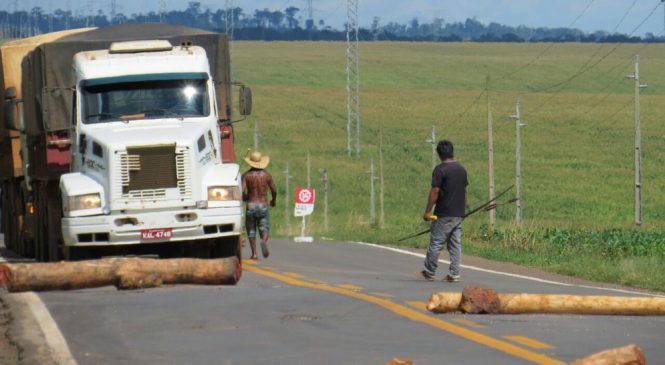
top-left (524, 1), bottom-right (661, 98)
top-left (456, 0), bottom-right (598, 121)
top-left (493, 0), bottom-right (597, 83)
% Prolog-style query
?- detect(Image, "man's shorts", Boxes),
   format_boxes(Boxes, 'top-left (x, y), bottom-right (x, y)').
top-left (246, 203), bottom-right (270, 238)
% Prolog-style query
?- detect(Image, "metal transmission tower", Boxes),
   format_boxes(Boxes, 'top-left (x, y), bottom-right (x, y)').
top-left (627, 54), bottom-right (647, 226)
top-left (306, 0), bottom-right (314, 30)
top-left (346, 0), bottom-right (361, 157)
top-left (65, 0), bottom-right (71, 29)
top-left (13, 0), bottom-right (19, 38)
top-left (225, 0), bottom-right (234, 37)
top-left (86, 0), bottom-right (95, 27)
top-left (225, 0), bottom-right (234, 78)
top-left (48, 0), bottom-right (54, 33)
top-left (160, 0), bottom-right (167, 23)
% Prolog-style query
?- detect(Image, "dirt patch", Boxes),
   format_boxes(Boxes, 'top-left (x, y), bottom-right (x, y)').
top-left (0, 295), bottom-right (19, 365)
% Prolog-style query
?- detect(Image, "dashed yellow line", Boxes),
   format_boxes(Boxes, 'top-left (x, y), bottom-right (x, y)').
top-left (243, 263), bottom-right (565, 365)
top-left (504, 336), bottom-right (554, 350)
top-left (451, 318), bottom-right (487, 329)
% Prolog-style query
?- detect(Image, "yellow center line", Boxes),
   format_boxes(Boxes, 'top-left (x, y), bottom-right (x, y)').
top-left (370, 292), bottom-right (395, 298)
top-left (283, 272), bottom-right (305, 278)
top-left (504, 336), bottom-right (554, 350)
top-left (337, 283), bottom-right (364, 291)
top-left (243, 264), bottom-right (565, 365)
top-left (405, 300), bottom-right (428, 312)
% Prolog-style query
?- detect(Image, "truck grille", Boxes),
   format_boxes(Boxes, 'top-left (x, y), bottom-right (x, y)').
top-left (115, 145), bottom-right (192, 202)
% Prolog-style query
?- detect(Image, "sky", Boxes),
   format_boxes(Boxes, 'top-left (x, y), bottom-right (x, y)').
top-left (10, 0), bottom-right (665, 36)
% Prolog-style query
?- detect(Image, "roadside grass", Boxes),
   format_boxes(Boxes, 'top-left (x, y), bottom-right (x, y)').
top-left (232, 41), bottom-right (665, 291)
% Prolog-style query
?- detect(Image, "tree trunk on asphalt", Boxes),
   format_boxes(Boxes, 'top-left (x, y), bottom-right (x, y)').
top-left (0, 257), bottom-right (241, 292)
top-left (427, 286), bottom-right (665, 315)
top-left (569, 344), bottom-right (646, 365)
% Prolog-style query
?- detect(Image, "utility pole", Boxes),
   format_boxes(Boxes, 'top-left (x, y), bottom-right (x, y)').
top-left (487, 76), bottom-right (496, 230)
top-left (379, 124), bottom-right (385, 229)
top-left (627, 54), bottom-right (646, 226)
top-left (253, 118), bottom-right (260, 151)
top-left (425, 125), bottom-right (437, 169)
top-left (319, 168), bottom-right (329, 231)
top-left (346, 0), bottom-right (361, 157)
top-left (307, 151), bottom-right (311, 188)
top-left (510, 97), bottom-right (527, 225)
top-left (283, 162), bottom-right (293, 234)
top-left (369, 159), bottom-right (377, 225)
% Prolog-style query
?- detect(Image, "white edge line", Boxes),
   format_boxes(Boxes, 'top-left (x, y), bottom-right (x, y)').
top-left (348, 240), bottom-right (665, 298)
top-left (14, 292), bottom-right (78, 365)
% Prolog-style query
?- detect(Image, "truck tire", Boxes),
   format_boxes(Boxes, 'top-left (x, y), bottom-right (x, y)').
top-left (33, 181), bottom-right (64, 262)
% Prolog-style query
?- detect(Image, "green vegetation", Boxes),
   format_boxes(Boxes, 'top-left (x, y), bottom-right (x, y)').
top-left (231, 42), bottom-right (665, 291)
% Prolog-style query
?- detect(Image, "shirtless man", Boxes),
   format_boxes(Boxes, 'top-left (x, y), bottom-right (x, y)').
top-left (242, 151), bottom-right (277, 259)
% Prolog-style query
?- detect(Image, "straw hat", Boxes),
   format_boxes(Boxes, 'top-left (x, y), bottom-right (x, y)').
top-left (244, 150), bottom-right (270, 169)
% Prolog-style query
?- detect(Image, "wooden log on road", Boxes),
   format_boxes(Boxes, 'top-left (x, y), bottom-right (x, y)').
top-left (0, 257), bottom-right (241, 292)
top-left (569, 344), bottom-right (645, 365)
top-left (427, 286), bottom-right (665, 315)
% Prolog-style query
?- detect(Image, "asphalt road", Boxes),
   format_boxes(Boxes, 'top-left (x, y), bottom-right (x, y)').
top-left (4, 238), bottom-right (665, 365)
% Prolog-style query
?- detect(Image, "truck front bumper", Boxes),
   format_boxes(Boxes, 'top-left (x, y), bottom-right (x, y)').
top-left (61, 206), bottom-right (242, 247)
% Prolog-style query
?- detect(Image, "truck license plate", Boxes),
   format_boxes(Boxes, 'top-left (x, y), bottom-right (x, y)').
top-left (141, 228), bottom-right (173, 241)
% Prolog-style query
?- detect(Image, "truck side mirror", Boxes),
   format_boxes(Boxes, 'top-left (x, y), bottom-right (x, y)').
top-left (238, 86), bottom-right (252, 116)
top-left (4, 87), bottom-right (17, 130)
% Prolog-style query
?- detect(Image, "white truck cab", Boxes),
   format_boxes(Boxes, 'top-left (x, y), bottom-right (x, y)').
top-left (59, 40), bottom-right (243, 257)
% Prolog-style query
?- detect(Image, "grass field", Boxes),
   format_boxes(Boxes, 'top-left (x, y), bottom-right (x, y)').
top-left (231, 41), bottom-right (665, 291)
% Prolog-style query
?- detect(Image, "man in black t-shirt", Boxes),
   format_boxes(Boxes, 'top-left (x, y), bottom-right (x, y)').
top-left (419, 140), bottom-right (468, 282)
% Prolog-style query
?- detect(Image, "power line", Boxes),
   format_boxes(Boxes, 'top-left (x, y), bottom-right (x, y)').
top-left (527, 2), bottom-right (661, 95)
top-left (346, 0), bottom-right (361, 157)
top-left (494, 0), bottom-right (597, 83)
top-left (522, 2), bottom-right (663, 119)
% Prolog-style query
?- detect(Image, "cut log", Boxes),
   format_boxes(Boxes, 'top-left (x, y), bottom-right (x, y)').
top-left (427, 286), bottom-right (665, 315)
top-left (569, 344), bottom-right (645, 365)
top-left (0, 257), bottom-right (241, 292)
top-left (386, 359), bottom-right (413, 365)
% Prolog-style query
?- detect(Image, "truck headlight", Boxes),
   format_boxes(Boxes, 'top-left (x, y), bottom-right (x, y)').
top-left (68, 193), bottom-right (102, 211)
top-left (208, 186), bottom-right (241, 201)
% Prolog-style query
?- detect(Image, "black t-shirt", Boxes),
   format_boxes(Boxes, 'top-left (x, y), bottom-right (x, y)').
top-left (431, 161), bottom-right (468, 217)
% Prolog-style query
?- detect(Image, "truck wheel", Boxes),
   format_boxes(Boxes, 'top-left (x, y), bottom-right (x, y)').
top-left (46, 182), bottom-right (64, 261)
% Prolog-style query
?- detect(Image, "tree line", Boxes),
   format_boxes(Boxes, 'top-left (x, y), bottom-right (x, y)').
top-left (0, 2), bottom-right (661, 43)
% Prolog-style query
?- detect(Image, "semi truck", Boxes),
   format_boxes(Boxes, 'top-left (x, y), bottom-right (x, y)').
top-left (0, 24), bottom-right (252, 261)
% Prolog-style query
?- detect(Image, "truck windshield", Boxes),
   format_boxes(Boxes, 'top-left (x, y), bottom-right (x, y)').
top-left (81, 74), bottom-right (210, 123)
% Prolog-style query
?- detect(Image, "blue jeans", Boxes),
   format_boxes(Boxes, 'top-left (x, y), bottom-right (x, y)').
top-left (246, 203), bottom-right (270, 238)
top-left (423, 217), bottom-right (463, 277)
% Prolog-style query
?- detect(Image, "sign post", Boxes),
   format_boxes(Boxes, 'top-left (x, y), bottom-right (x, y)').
top-left (294, 187), bottom-right (315, 242)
